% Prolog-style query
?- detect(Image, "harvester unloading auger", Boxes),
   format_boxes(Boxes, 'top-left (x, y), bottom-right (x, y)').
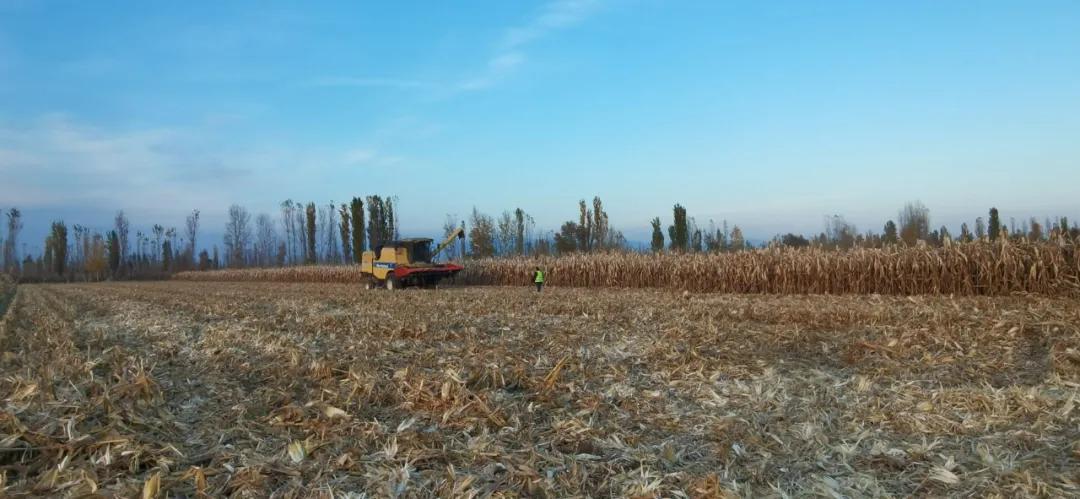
top-left (359, 227), bottom-right (465, 289)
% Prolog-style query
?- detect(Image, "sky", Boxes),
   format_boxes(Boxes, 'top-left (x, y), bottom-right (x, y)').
top-left (1, 0), bottom-right (1079, 252)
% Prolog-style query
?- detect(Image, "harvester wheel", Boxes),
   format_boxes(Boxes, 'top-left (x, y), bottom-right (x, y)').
top-left (362, 280), bottom-right (375, 290)
top-left (386, 275), bottom-right (400, 290)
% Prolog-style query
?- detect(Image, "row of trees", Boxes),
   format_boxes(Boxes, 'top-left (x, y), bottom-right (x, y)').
top-left (4, 198), bottom-right (1079, 279)
top-left (644, 201), bottom-right (1080, 254)
top-left (773, 203), bottom-right (1080, 251)
top-left (12, 209), bottom-right (204, 282)
top-left (464, 207), bottom-right (537, 258)
top-left (552, 197), bottom-right (626, 253)
top-left (223, 195), bottom-right (398, 269)
top-left (650, 204), bottom-right (748, 253)
top-left (125, 210), bottom-right (203, 274)
top-left (5, 194), bottom-right (402, 279)
top-left (462, 197), bottom-right (631, 258)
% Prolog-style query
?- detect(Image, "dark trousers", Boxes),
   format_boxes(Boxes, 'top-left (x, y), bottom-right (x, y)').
top-left (535, 282), bottom-right (543, 292)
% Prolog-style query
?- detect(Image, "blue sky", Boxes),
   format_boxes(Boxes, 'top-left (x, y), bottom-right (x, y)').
top-left (1, 0), bottom-right (1079, 251)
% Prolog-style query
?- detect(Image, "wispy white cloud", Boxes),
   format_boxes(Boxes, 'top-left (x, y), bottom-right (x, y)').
top-left (459, 52), bottom-right (526, 91)
top-left (304, 1), bottom-right (603, 94)
top-left (343, 147), bottom-right (404, 168)
top-left (501, 0), bottom-right (600, 50)
top-left (459, 0), bottom-right (602, 91)
top-left (0, 115), bottom-right (245, 214)
top-left (0, 115), bottom-right (403, 225)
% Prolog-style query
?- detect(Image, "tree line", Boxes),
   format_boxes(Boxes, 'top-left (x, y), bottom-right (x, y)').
top-left (466, 198), bottom-right (1079, 258)
top-left (649, 204), bottom-right (749, 253)
top-left (224, 195), bottom-right (398, 269)
top-left (770, 202), bottom-right (1080, 251)
top-left (461, 197), bottom-right (630, 258)
top-left (2, 197), bottom-right (1078, 281)
top-left (0, 194), bottom-right (400, 280)
top-left (5, 209), bottom-right (203, 282)
top-left (465, 197), bottom-right (750, 256)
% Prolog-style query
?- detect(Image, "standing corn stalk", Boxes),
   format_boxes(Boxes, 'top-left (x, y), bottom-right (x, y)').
top-left (174, 241), bottom-right (1080, 296)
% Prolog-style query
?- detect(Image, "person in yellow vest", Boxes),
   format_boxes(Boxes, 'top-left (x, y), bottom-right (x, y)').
top-left (533, 267), bottom-right (545, 292)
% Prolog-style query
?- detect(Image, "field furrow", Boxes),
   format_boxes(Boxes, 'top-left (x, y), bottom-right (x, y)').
top-left (0, 282), bottom-right (1078, 497)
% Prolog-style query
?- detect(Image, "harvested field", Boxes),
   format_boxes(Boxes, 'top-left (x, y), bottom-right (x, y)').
top-left (1, 282), bottom-right (1079, 496)
top-left (0, 275), bottom-right (13, 319)
top-left (174, 242), bottom-right (1080, 296)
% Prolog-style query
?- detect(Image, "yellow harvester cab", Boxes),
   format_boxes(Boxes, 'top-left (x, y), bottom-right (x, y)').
top-left (359, 235), bottom-right (462, 290)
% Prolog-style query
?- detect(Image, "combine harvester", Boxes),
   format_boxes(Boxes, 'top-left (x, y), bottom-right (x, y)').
top-left (359, 228), bottom-right (465, 289)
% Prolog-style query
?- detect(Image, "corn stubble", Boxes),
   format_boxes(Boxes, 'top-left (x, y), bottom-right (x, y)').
top-left (0, 281), bottom-right (1077, 496)
top-left (175, 241), bottom-right (1080, 296)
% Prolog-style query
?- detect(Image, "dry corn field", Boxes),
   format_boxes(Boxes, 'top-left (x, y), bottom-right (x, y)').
top-left (0, 275), bottom-right (13, 316)
top-left (1, 282), bottom-right (1079, 497)
top-left (174, 242), bottom-right (1080, 296)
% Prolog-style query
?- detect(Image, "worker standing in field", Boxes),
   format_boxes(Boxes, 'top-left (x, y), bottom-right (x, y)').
top-left (533, 267), bottom-right (545, 292)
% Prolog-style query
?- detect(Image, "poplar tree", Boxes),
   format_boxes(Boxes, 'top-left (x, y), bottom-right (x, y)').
top-left (366, 195), bottom-right (384, 249)
top-left (5, 208), bottom-right (23, 274)
top-left (591, 197), bottom-right (609, 250)
top-left (305, 202), bottom-right (317, 264)
top-left (114, 211), bottom-right (130, 267)
top-left (988, 207), bottom-right (1002, 241)
top-left (514, 208), bottom-right (526, 255)
top-left (324, 202), bottom-right (339, 262)
top-left (280, 200), bottom-right (297, 264)
top-left (576, 200), bottom-right (592, 252)
top-left (667, 204), bottom-right (688, 252)
top-left (185, 209), bottom-right (200, 266)
top-left (338, 203), bottom-right (352, 264)
top-left (350, 197), bottom-right (365, 261)
top-left (730, 225), bottom-right (746, 251)
top-left (386, 197), bottom-right (398, 241)
top-left (162, 239), bottom-right (172, 271)
top-left (45, 221), bottom-right (68, 277)
top-left (107, 231), bottom-right (121, 276)
top-left (883, 220), bottom-right (899, 245)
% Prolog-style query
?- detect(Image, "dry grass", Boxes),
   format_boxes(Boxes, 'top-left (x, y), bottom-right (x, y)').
top-left (174, 242), bottom-right (1080, 296)
top-left (0, 275), bottom-right (15, 329)
top-left (0, 274), bottom-right (13, 298)
top-left (0, 282), bottom-right (1077, 496)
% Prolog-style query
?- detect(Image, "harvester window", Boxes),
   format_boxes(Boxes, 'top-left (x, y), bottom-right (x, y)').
top-left (410, 242), bottom-right (432, 263)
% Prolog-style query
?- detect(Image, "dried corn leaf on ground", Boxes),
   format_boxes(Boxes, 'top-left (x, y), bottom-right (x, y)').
top-left (0, 282), bottom-right (1078, 497)
top-left (174, 242), bottom-right (1080, 296)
